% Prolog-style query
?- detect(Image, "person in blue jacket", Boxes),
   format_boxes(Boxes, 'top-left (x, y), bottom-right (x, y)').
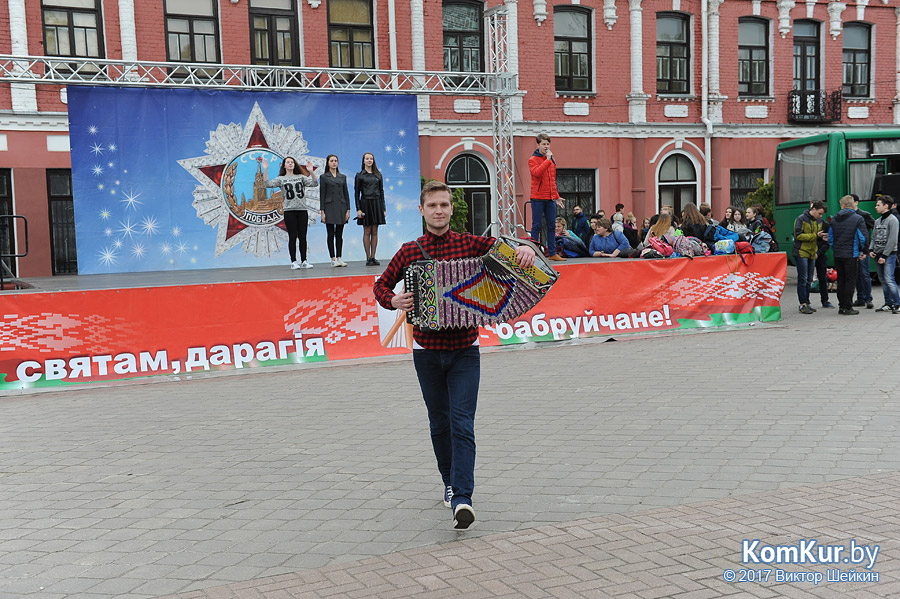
top-left (828, 195), bottom-right (870, 315)
top-left (589, 217), bottom-right (637, 258)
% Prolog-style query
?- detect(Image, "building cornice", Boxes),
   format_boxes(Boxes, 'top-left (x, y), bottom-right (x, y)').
top-left (0, 113), bottom-right (70, 131)
top-left (417, 120), bottom-right (878, 139)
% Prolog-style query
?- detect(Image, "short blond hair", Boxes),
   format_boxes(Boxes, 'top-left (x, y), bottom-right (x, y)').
top-left (420, 180), bottom-right (452, 205)
top-left (840, 195), bottom-right (855, 208)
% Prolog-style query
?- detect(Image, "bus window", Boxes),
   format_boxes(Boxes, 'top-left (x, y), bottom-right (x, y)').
top-left (849, 160), bottom-right (884, 202)
top-left (872, 139), bottom-right (900, 156)
top-left (847, 140), bottom-right (870, 159)
top-left (775, 142), bottom-right (827, 205)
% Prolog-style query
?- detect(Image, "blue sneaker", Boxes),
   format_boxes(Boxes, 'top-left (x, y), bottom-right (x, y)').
top-left (453, 504), bottom-right (475, 529)
top-left (443, 485), bottom-right (453, 508)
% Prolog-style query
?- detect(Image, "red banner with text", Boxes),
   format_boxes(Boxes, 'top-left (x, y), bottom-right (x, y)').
top-left (0, 254), bottom-right (786, 391)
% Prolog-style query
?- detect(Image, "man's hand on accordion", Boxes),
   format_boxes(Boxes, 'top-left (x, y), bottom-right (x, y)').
top-left (391, 291), bottom-right (415, 312)
top-left (515, 244), bottom-right (537, 269)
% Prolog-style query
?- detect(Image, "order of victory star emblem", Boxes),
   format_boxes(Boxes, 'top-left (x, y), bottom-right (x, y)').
top-left (178, 103), bottom-right (324, 257)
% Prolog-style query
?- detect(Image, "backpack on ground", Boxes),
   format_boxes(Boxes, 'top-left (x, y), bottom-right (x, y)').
top-left (672, 235), bottom-right (708, 258)
top-left (714, 225), bottom-right (740, 243)
top-left (753, 223), bottom-right (780, 252)
top-left (750, 230), bottom-right (773, 254)
top-left (647, 234), bottom-right (674, 257)
top-left (714, 239), bottom-right (735, 255)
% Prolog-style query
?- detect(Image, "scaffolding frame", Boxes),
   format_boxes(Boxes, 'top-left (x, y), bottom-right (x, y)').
top-left (0, 7), bottom-right (521, 236)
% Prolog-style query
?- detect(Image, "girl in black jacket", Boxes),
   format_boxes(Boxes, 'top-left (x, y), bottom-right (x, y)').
top-left (355, 152), bottom-right (386, 266)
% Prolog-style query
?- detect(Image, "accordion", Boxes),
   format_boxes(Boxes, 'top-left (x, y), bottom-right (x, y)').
top-left (404, 236), bottom-right (559, 330)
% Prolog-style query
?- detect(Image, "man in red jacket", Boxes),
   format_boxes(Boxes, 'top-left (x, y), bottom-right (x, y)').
top-left (528, 133), bottom-right (567, 262)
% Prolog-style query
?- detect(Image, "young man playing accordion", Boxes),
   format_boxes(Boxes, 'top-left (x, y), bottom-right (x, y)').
top-left (373, 180), bottom-right (536, 529)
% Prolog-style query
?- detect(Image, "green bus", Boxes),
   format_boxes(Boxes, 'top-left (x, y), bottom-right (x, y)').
top-left (774, 130), bottom-right (900, 265)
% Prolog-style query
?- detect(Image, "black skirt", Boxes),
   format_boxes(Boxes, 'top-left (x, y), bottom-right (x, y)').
top-left (358, 197), bottom-right (386, 226)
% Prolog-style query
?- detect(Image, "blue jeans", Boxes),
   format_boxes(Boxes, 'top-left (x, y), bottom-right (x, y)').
top-left (856, 255), bottom-right (872, 303)
top-left (413, 346), bottom-right (480, 508)
top-left (530, 199), bottom-right (558, 256)
top-left (877, 254), bottom-right (900, 307)
top-left (796, 256), bottom-right (815, 305)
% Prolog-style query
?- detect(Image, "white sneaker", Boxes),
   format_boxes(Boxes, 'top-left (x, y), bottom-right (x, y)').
top-left (453, 504), bottom-right (475, 529)
top-left (331, 258), bottom-right (338, 267)
top-left (290, 261), bottom-right (301, 270)
top-left (300, 260), bottom-right (313, 269)
top-left (337, 258), bottom-right (347, 267)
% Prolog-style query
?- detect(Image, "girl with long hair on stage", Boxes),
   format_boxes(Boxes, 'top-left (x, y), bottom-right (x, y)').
top-left (262, 155), bottom-right (318, 269)
top-left (355, 152), bottom-right (386, 266)
top-left (319, 154), bottom-right (351, 267)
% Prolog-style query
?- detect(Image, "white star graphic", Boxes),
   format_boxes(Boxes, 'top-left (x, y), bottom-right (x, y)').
top-left (104, 227), bottom-right (113, 236)
top-left (131, 243), bottom-right (147, 259)
top-left (121, 189), bottom-right (142, 211)
top-left (397, 164), bottom-right (406, 174)
top-left (90, 143), bottom-right (104, 156)
top-left (107, 143), bottom-right (117, 151)
top-left (113, 238), bottom-right (124, 249)
top-left (88, 125), bottom-right (98, 135)
top-left (98, 183), bottom-right (104, 190)
top-left (384, 145), bottom-right (392, 153)
top-left (398, 129), bottom-right (406, 137)
top-left (99, 246), bottom-right (117, 265)
top-left (99, 208), bottom-right (111, 220)
top-left (395, 144), bottom-right (406, 156)
top-left (109, 189), bottom-right (116, 195)
top-left (176, 241), bottom-right (190, 255)
top-left (160, 242), bottom-right (173, 256)
top-left (107, 162), bottom-right (115, 168)
top-left (118, 218), bottom-right (137, 239)
top-left (171, 226), bottom-right (182, 237)
top-left (140, 216), bottom-right (160, 235)
top-left (92, 165), bottom-right (103, 176)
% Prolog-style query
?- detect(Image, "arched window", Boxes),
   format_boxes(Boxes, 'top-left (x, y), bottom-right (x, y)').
top-left (446, 154), bottom-right (491, 235)
top-left (658, 154), bottom-right (697, 216)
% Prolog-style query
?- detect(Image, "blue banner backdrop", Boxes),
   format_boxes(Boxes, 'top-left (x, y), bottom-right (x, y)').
top-left (67, 87), bottom-right (422, 274)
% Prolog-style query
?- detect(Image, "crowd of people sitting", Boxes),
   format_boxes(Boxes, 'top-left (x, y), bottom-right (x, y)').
top-left (551, 201), bottom-right (777, 260)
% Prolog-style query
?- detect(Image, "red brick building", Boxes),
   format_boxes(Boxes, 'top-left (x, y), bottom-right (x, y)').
top-left (2, 0), bottom-right (898, 276)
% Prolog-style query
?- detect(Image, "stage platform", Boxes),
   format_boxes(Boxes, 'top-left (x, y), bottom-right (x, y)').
top-left (3, 260), bottom-right (391, 294)
top-left (0, 254), bottom-right (787, 392)
top-left (3, 256), bottom-right (606, 294)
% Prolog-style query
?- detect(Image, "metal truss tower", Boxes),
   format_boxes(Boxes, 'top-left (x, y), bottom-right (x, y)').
top-left (486, 4), bottom-right (518, 238)
top-left (0, 3), bottom-right (521, 235)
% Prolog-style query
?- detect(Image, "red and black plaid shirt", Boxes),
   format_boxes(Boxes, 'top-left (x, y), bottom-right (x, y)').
top-left (374, 229), bottom-right (495, 351)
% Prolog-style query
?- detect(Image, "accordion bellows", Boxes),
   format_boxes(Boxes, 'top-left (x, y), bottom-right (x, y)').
top-left (404, 236), bottom-right (560, 330)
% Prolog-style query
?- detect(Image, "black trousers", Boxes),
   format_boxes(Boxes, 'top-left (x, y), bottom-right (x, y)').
top-left (326, 223), bottom-right (344, 258)
top-left (815, 253), bottom-right (830, 304)
top-left (834, 256), bottom-right (858, 310)
top-left (284, 210), bottom-right (308, 262)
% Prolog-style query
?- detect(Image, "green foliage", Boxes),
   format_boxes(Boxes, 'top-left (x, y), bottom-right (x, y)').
top-left (747, 177), bottom-right (774, 221)
top-left (420, 177), bottom-right (469, 233)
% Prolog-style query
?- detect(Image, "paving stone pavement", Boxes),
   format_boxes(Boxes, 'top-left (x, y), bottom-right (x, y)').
top-left (2, 279), bottom-right (900, 598)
